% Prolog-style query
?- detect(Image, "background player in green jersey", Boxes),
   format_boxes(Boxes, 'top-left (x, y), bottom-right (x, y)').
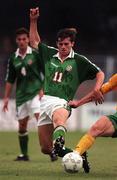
top-left (3, 28), bottom-right (43, 161)
top-left (29, 8), bottom-right (104, 171)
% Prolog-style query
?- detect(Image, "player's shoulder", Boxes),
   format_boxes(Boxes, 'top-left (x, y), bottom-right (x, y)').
top-left (39, 42), bottom-right (58, 53)
top-left (8, 52), bottom-right (16, 62)
top-left (74, 52), bottom-right (89, 62)
top-left (47, 45), bottom-right (58, 51)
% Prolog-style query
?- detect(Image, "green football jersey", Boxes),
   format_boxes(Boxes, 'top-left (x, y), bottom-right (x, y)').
top-left (6, 46), bottom-right (43, 107)
top-left (38, 43), bottom-right (100, 101)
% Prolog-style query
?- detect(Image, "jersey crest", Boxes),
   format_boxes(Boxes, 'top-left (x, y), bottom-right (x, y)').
top-left (66, 65), bottom-right (72, 72)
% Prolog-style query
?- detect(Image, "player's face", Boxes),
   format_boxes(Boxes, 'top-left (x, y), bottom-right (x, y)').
top-left (57, 37), bottom-right (74, 57)
top-left (16, 34), bottom-right (29, 50)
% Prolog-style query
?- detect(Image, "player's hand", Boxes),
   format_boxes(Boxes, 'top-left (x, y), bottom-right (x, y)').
top-left (91, 89), bottom-right (104, 105)
top-left (68, 100), bottom-right (79, 108)
top-left (3, 98), bottom-right (9, 112)
top-left (30, 7), bottom-right (39, 20)
top-left (39, 89), bottom-right (44, 100)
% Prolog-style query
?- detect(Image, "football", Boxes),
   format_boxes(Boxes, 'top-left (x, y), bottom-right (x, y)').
top-left (62, 152), bottom-right (83, 173)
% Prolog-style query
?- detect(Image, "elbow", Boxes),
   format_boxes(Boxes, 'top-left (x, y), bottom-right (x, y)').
top-left (97, 71), bottom-right (105, 80)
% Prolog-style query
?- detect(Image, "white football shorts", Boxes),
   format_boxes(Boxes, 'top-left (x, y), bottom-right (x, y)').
top-left (37, 95), bottom-right (69, 126)
top-left (17, 94), bottom-right (40, 120)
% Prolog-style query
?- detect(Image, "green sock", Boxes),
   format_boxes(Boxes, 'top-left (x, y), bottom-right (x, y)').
top-left (58, 147), bottom-right (73, 157)
top-left (53, 126), bottom-right (66, 141)
top-left (18, 132), bottom-right (29, 156)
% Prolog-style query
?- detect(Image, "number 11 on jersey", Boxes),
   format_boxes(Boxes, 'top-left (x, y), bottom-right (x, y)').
top-left (53, 72), bottom-right (63, 82)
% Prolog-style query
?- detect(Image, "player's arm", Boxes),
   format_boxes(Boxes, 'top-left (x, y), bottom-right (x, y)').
top-left (68, 91), bottom-right (94, 108)
top-left (69, 71), bottom-right (104, 108)
top-left (69, 73), bottom-right (116, 108)
top-left (101, 73), bottom-right (117, 94)
top-left (69, 71), bottom-right (105, 108)
top-left (30, 7), bottom-right (40, 49)
top-left (91, 71), bottom-right (105, 105)
top-left (77, 71), bottom-right (105, 106)
top-left (3, 82), bottom-right (13, 112)
top-left (3, 57), bottom-right (16, 112)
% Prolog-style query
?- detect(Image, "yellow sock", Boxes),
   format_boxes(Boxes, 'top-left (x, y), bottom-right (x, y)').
top-left (75, 134), bottom-right (95, 155)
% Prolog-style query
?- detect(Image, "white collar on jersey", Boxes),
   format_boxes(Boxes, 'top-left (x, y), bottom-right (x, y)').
top-left (53, 48), bottom-right (75, 61)
top-left (15, 46), bottom-right (32, 58)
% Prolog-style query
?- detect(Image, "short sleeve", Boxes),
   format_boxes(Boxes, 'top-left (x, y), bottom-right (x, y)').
top-left (84, 57), bottom-right (100, 80)
top-left (5, 57), bottom-right (16, 84)
top-left (76, 55), bottom-right (100, 83)
top-left (38, 43), bottom-right (58, 64)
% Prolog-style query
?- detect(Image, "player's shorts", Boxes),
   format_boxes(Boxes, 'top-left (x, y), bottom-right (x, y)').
top-left (107, 112), bottom-right (117, 137)
top-left (16, 95), bottom-right (40, 120)
top-left (37, 95), bottom-right (71, 126)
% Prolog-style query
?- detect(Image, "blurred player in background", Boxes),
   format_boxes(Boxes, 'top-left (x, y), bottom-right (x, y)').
top-left (29, 7), bottom-right (104, 172)
top-left (3, 28), bottom-right (43, 161)
top-left (73, 74), bottom-right (117, 156)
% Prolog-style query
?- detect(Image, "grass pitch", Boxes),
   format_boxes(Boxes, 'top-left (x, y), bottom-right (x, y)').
top-left (0, 131), bottom-right (117, 180)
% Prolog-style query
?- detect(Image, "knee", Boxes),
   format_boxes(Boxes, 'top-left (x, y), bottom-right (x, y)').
top-left (88, 124), bottom-right (102, 138)
top-left (19, 123), bottom-right (27, 132)
top-left (53, 118), bottom-right (66, 127)
top-left (18, 118), bottom-right (28, 130)
top-left (53, 111), bottom-right (68, 126)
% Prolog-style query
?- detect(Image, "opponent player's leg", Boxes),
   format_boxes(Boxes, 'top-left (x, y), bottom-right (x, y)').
top-left (75, 115), bottom-right (115, 155)
top-left (75, 115), bottom-right (115, 173)
top-left (38, 123), bottom-right (58, 161)
top-left (15, 116), bottom-right (29, 161)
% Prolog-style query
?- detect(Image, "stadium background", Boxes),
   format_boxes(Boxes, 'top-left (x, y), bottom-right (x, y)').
top-left (0, 0), bottom-right (116, 131)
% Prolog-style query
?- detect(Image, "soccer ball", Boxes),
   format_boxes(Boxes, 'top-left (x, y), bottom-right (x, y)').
top-left (62, 152), bottom-right (83, 173)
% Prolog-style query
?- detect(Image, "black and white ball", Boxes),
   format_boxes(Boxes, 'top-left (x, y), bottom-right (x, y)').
top-left (62, 152), bottom-right (83, 173)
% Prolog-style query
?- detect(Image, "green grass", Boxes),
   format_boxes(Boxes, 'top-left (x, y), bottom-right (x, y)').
top-left (0, 131), bottom-right (117, 180)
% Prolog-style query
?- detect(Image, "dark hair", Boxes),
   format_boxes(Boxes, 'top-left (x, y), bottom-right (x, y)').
top-left (57, 28), bottom-right (77, 42)
top-left (16, 27), bottom-right (29, 37)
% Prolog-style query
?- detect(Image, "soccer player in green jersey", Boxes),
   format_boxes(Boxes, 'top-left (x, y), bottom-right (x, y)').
top-left (29, 8), bottom-right (104, 172)
top-left (3, 28), bottom-right (43, 161)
